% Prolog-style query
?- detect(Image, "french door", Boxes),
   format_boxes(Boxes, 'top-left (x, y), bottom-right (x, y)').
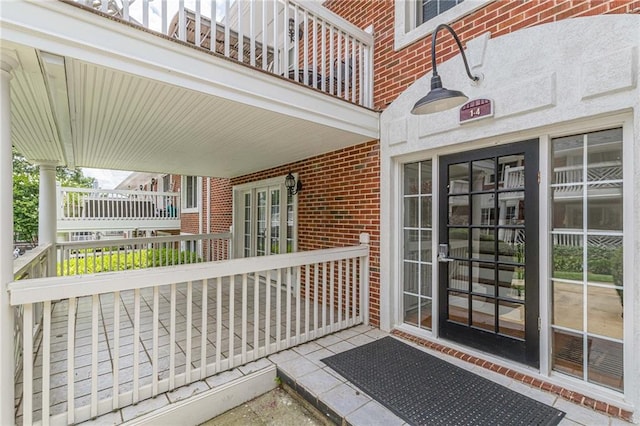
top-left (438, 140), bottom-right (540, 366)
top-left (241, 184), bottom-right (295, 258)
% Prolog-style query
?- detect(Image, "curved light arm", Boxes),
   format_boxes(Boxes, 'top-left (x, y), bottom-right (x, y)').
top-left (431, 23), bottom-right (479, 82)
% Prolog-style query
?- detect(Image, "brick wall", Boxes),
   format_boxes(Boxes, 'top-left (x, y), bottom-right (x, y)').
top-left (324, 0), bottom-right (640, 110)
top-left (231, 140), bottom-right (381, 326)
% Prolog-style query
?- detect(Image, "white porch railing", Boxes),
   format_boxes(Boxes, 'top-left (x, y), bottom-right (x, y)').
top-left (72, 0), bottom-right (374, 108)
top-left (10, 234), bottom-right (369, 425)
top-left (56, 232), bottom-right (232, 276)
top-left (13, 245), bottom-right (54, 381)
top-left (57, 187), bottom-right (180, 232)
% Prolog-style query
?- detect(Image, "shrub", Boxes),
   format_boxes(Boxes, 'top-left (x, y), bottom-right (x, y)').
top-left (58, 248), bottom-right (202, 276)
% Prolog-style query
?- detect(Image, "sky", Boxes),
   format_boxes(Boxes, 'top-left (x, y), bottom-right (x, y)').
top-left (82, 168), bottom-right (132, 189)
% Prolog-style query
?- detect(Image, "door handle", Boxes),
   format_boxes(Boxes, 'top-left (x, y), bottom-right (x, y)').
top-left (438, 254), bottom-right (454, 263)
top-left (438, 244), bottom-right (454, 263)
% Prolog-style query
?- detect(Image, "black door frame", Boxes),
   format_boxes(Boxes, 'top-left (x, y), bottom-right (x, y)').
top-left (438, 140), bottom-right (540, 367)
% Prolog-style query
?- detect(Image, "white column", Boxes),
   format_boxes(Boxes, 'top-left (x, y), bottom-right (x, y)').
top-left (0, 50), bottom-right (18, 426)
top-left (38, 162), bottom-right (58, 276)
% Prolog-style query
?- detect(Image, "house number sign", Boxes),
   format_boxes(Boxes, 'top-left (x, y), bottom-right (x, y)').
top-left (459, 99), bottom-right (493, 123)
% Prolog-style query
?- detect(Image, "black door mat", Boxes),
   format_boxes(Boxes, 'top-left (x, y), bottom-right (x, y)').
top-left (321, 337), bottom-right (565, 426)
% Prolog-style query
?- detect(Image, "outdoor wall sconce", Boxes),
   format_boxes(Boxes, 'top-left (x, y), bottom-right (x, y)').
top-left (285, 172), bottom-right (302, 196)
top-left (411, 23), bottom-right (480, 115)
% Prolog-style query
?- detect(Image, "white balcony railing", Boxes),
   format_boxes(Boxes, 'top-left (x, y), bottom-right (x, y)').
top-left (57, 187), bottom-right (180, 231)
top-left (56, 232), bottom-right (232, 276)
top-left (13, 245), bottom-right (54, 381)
top-left (10, 233), bottom-right (369, 425)
top-left (73, 0), bottom-right (374, 107)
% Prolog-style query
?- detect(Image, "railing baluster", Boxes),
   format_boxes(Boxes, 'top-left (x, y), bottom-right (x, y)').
top-left (142, 0), bottom-right (149, 28)
top-left (201, 279), bottom-right (208, 379)
top-left (303, 11), bottom-right (309, 86)
top-left (169, 284), bottom-right (176, 389)
top-left (264, 270), bottom-right (271, 354)
top-left (42, 301), bottom-right (51, 425)
top-left (293, 4), bottom-right (299, 79)
top-left (152, 286), bottom-right (159, 395)
top-left (304, 264), bottom-right (310, 339)
top-left (329, 261), bottom-right (335, 331)
top-left (162, 0), bottom-right (168, 35)
top-left (311, 13), bottom-right (317, 88)
top-left (178, 0), bottom-right (186, 41)
top-left (22, 303), bottom-right (33, 426)
top-left (336, 31), bottom-right (342, 97)
top-left (283, 0), bottom-right (290, 76)
top-left (249, 0), bottom-right (255, 67)
top-left (215, 276), bottom-right (222, 373)
top-left (261, 0), bottom-right (267, 70)
top-left (276, 268), bottom-right (282, 351)
top-left (322, 261), bottom-right (327, 333)
top-left (133, 288), bottom-right (140, 403)
top-left (352, 258), bottom-right (357, 324)
top-left (345, 258), bottom-right (350, 327)
top-left (253, 272), bottom-right (259, 359)
top-left (295, 265), bottom-right (301, 343)
top-left (313, 263), bottom-right (319, 334)
top-left (329, 26), bottom-right (335, 95)
top-left (186, 281), bottom-right (193, 383)
top-left (112, 291), bottom-right (120, 410)
top-left (285, 267), bottom-right (292, 347)
top-left (241, 273), bottom-right (247, 363)
top-left (224, 0), bottom-right (230, 57)
top-left (67, 297), bottom-right (76, 424)
top-left (351, 38), bottom-right (357, 103)
top-left (321, 21), bottom-right (326, 92)
top-left (237, 0), bottom-right (243, 62)
top-left (228, 275), bottom-right (235, 367)
top-left (272, 0), bottom-right (278, 73)
top-left (344, 35), bottom-right (350, 101)
top-left (337, 260), bottom-right (342, 327)
top-left (195, 0), bottom-right (201, 47)
top-left (90, 294), bottom-right (99, 418)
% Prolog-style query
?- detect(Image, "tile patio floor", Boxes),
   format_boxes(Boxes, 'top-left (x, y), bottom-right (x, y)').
top-left (43, 325), bottom-right (632, 425)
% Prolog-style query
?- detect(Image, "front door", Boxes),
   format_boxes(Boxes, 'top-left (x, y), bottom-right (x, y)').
top-left (438, 140), bottom-right (539, 367)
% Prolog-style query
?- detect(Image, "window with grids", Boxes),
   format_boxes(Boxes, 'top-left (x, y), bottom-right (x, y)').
top-left (183, 176), bottom-right (198, 210)
top-left (402, 160), bottom-right (433, 330)
top-left (418, 0), bottom-right (464, 25)
top-left (550, 128), bottom-right (624, 392)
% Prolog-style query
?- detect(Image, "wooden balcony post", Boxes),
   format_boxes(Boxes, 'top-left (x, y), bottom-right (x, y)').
top-left (0, 49), bottom-right (18, 426)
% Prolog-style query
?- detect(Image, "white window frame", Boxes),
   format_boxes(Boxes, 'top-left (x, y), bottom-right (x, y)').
top-left (394, 0), bottom-right (494, 51)
top-left (181, 175), bottom-right (200, 213)
top-left (387, 113), bottom-right (634, 404)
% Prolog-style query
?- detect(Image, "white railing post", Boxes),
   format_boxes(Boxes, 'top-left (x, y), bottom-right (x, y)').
top-left (0, 50), bottom-right (18, 426)
top-left (359, 232), bottom-right (370, 325)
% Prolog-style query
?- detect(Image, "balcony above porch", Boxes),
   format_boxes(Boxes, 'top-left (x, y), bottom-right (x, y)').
top-left (1, 0), bottom-right (378, 178)
top-left (57, 186), bottom-right (181, 232)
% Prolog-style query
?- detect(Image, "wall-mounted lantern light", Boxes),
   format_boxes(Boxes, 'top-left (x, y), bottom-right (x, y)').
top-left (288, 18), bottom-right (303, 43)
top-left (285, 172), bottom-right (302, 196)
top-left (411, 23), bottom-right (480, 115)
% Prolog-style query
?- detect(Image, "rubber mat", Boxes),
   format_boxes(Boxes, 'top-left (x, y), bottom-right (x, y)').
top-left (321, 337), bottom-right (565, 426)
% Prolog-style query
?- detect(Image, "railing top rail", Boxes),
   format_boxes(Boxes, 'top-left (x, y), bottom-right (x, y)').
top-left (13, 244), bottom-right (52, 279)
top-left (10, 244), bottom-right (369, 305)
top-left (290, 0), bottom-right (373, 45)
top-left (60, 187), bottom-right (179, 197)
top-left (56, 232), bottom-right (232, 250)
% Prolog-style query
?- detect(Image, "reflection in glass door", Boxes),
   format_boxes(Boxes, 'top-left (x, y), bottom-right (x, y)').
top-left (439, 140), bottom-right (539, 366)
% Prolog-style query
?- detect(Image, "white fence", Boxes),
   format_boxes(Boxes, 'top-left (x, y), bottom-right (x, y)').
top-left (74, 0), bottom-right (374, 107)
top-left (57, 187), bottom-right (180, 231)
top-left (56, 232), bottom-right (232, 276)
top-left (10, 234), bottom-right (369, 425)
top-left (13, 245), bottom-right (54, 381)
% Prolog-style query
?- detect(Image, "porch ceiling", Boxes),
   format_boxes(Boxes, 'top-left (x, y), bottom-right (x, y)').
top-left (3, 1), bottom-right (379, 178)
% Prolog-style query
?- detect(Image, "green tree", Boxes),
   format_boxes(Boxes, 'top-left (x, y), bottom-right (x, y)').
top-left (13, 148), bottom-right (96, 244)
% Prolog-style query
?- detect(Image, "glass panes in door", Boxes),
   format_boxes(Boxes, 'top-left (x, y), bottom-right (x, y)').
top-left (402, 160), bottom-right (433, 330)
top-left (439, 140), bottom-right (539, 366)
top-left (551, 128), bottom-right (624, 392)
top-left (256, 190), bottom-right (267, 256)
